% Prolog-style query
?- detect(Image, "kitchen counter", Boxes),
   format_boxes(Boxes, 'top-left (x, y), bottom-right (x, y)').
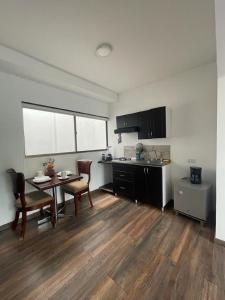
top-left (98, 159), bottom-right (170, 167)
top-left (111, 159), bottom-right (170, 167)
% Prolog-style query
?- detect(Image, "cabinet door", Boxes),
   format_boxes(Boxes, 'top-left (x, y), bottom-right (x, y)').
top-left (126, 113), bottom-right (138, 127)
top-left (145, 167), bottom-right (162, 207)
top-left (138, 110), bottom-right (152, 139)
top-left (135, 166), bottom-right (146, 201)
top-left (116, 115), bottom-right (127, 128)
top-left (116, 113), bottom-right (138, 128)
top-left (151, 107), bottom-right (166, 138)
top-left (138, 107), bottom-right (166, 139)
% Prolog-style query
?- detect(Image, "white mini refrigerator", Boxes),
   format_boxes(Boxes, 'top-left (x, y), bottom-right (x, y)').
top-left (174, 178), bottom-right (211, 224)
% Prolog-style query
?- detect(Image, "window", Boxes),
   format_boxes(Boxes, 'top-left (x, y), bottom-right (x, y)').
top-left (76, 116), bottom-right (107, 151)
top-left (22, 105), bottom-right (107, 156)
top-left (23, 108), bottom-right (75, 156)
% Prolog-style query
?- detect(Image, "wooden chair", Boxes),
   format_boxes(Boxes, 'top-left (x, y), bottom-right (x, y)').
top-left (61, 160), bottom-right (93, 216)
top-left (7, 169), bottom-right (56, 239)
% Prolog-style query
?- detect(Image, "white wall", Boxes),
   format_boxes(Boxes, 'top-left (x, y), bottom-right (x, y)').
top-left (0, 71), bottom-right (109, 226)
top-left (215, 0), bottom-right (225, 241)
top-left (109, 63), bottom-right (217, 207)
top-left (0, 44), bottom-right (118, 103)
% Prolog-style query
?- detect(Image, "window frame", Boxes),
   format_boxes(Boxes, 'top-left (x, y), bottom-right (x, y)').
top-left (22, 102), bottom-right (108, 157)
top-left (75, 114), bottom-right (108, 153)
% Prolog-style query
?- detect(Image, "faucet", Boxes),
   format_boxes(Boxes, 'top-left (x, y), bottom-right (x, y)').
top-left (149, 149), bottom-right (158, 161)
top-left (152, 149), bottom-right (158, 160)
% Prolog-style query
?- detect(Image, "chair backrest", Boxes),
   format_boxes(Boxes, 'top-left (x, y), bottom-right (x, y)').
top-left (77, 160), bottom-right (92, 184)
top-left (7, 169), bottom-right (26, 207)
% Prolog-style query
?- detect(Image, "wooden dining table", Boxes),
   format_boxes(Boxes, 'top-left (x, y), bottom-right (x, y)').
top-left (26, 174), bottom-right (82, 224)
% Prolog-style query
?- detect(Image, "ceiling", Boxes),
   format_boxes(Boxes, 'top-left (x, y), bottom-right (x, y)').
top-left (0, 0), bottom-right (216, 93)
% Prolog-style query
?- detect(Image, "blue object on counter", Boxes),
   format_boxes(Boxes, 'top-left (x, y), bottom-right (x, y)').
top-left (136, 143), bottom-right (143, 161)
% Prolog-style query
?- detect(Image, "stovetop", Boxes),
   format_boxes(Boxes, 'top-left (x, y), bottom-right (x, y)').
top-left (117, 157), bottom-right (131, 161)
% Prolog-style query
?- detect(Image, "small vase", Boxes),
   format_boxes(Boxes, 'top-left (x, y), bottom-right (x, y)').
top-left (45, 167), bottom-right (55, 177)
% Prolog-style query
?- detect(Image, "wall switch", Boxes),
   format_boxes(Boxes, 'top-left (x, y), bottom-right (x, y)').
top-left (187, 159), bottom-right (196, 164)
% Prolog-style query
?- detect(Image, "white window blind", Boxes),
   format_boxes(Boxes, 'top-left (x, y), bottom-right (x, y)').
top-left (23, 108), bottom-right (75, 156)
top-left (76, 116), bottom-right (107, 151)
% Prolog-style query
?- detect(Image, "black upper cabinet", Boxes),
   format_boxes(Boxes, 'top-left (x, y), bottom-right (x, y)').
top-left (116, 112), bottom-right (138, 129)
top-left (116, 115), bottom-right (126, 128)
top-left (138, 106), bottom-right (166, 139)
top-left (152, 106), bottom-right (166, 138)
top-left (137, 109), bottom-right (153, 139)
top-left (115, 106), bottom-right (167, 139)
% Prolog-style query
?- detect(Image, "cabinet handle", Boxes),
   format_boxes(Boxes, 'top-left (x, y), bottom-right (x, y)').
top-left (147, 168), bottom-right (149, 174)
top-left (120, 174), bottom-right (125, 177)
top-left (120, 186), bottom-right (126, 190)
top-left (151, 131), bottom-right (153, 136)
top-left (144, 168), bottom-right (146, 174)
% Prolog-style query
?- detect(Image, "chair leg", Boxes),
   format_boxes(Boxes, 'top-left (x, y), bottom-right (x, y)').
top-left (74, 195), bottom-right (79, 216)
top-left (88, 190), bottom-right (93, 208)
top-left (78, 194), bottom-right (81, 201)
top-left (20, 211), bottom-right (27, 239)
top-left (50, 202), bottom-right (56, 228)
top-left (40, 208), bottom-right (45, 217)
top-left (61, 189), bottom-right (66, 213)
top-left (11, 210), bottom-right (20, 231)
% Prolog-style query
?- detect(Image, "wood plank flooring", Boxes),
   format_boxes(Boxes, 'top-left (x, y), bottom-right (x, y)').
top-left (0, 191), bottom-right (224, 300)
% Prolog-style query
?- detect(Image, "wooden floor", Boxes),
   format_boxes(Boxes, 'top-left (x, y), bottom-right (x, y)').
top-left (0, 192), bottom-right (224, 300)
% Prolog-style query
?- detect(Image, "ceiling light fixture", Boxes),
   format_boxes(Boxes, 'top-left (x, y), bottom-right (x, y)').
top-left (96, 43), bottom-right (113, 57)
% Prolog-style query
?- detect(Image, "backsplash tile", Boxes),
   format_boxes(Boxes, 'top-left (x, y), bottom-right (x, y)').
top-left (124, 145), bottom-right (170, 160)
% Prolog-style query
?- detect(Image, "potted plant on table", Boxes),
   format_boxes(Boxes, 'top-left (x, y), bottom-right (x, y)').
top-left (43, 158), bottom-right (56, 177)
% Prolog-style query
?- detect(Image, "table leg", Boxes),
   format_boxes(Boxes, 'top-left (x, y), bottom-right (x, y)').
top-left (38, 187), bottom-right (58, 225)
top-left (36, 188), bottom-right (57, 225)
top-left (38, 186), bottom-right (71, 226)
top-left (53, 186), bottom-right (67, 219)
top-left (53, 186), bottom-right (58, 222)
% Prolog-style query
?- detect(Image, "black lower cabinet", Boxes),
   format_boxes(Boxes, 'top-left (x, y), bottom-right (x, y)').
top-left (113, 179), bottom-right (136, 199)
top-left (113, 163), bottom-right (136, 200)
top-left (135, 165), bottom-right (146, 201)
top-left (136, 166), bottom-right (162, 207)
top-left (113, 163), bottom-right (163, 208)
top-left (145, 166), bottom-right (162, 207)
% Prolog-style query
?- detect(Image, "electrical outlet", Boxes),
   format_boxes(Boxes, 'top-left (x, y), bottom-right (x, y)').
top-left (187, 159), bottom-right (196, 164)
